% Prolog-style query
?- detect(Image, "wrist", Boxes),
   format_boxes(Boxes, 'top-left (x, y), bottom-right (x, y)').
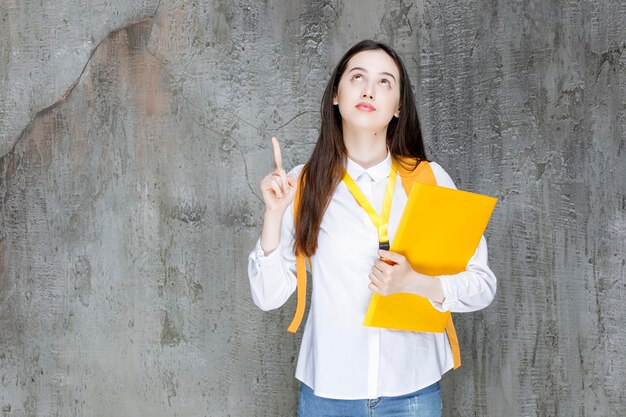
top-left (264, 207), bottom-right (285, 219)
top-left (409, 270), bottom-right (445, 303)
top-left (407, 269), bottom-right (427, 295)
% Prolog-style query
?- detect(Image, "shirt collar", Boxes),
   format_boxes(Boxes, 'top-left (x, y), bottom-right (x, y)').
top-left (346, 149), bottom-right (392, 184)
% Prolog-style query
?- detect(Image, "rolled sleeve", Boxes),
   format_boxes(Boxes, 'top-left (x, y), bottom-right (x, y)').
top-left (428, 235), bottom-right (497, 313)
top-left (252, 238), bottom-right (282, 268)
top-left (248, 236), bottom-right (297, 311)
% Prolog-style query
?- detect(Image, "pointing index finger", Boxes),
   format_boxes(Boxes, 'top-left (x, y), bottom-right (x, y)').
top-left (271, 137), bottom-right (283, 171)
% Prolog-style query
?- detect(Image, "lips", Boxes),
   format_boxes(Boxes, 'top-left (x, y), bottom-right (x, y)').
top-left (355, 102), bottom-right (376, 112)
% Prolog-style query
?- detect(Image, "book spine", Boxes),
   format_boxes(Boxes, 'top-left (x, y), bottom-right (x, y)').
top-left (363, 294), bottom-right (380, 325)
top-left (390, 184), bottom-right (417, 253)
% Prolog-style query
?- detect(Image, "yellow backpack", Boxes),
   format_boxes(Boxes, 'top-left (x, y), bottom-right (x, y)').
top-left (287, 158), bottom-right (461, 369)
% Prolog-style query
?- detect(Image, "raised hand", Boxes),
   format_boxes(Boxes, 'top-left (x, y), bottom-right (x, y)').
top-left (260, 137), bottom-right (298, 213)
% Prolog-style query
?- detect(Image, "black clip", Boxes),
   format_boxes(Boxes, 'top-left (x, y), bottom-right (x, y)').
top-left (378, 241), bottom-right (390, 251)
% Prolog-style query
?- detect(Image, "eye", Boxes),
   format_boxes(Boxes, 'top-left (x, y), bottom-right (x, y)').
top-left (380, 78), bottom-right (391, 87)
top-left (351, 74), bottom-right (364, 81)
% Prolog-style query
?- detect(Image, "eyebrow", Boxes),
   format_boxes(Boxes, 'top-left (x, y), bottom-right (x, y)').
top-left (349, 67), bottom-right (397, 83)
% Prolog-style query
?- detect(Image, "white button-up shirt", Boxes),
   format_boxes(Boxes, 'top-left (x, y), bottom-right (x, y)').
top-left (247, 151), bottom-right (497, 399)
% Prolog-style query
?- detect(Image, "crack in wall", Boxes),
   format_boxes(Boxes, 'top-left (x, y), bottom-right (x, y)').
top-left (233, 110), bottom-right (318, 133)
top-left (179, 91), bottom-right (318, 203)
top-left (181, 97), bottom-right (262, 203)
top-left (1, 16), bottom-right (155, 161)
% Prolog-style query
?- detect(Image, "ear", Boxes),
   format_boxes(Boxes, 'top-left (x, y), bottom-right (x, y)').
top-left (393, 108), bottom-right (400, 118)
top-left (333, 95), bottom-right (338, 105)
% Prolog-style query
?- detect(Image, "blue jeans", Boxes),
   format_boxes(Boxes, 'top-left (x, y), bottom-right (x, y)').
top-left (297, 381), bottom-right (442, 417)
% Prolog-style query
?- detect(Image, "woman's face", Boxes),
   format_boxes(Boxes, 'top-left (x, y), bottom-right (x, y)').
top-left (333, 49), bottom-right (401, 132)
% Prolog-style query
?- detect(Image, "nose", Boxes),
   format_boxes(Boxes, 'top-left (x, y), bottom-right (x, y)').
top-left (361, 81), bottom-right (374, 99)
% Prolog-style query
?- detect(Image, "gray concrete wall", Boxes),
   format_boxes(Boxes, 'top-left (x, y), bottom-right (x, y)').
top-left (0, 0), bottom-right (624, 416)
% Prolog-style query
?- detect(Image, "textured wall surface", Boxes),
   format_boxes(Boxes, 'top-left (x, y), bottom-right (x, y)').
top-left (1, 0), bottom-right (625, 416)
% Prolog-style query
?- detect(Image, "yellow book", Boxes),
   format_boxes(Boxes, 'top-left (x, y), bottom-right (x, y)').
top-left (363, 182), bottom-right (497, 332)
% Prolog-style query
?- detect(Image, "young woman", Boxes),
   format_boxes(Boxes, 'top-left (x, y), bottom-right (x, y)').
top-left (248, 40), bottom-right (496, 417)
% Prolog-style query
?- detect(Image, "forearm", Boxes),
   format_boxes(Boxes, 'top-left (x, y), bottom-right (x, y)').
top-left (407, 270), bottom-right (446, 304)
top-left (260, 209), bottom-right (285, 256)
top-left (427, 237), bottom-right (497, 313)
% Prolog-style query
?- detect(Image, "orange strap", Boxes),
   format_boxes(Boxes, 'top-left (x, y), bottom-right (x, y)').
top-left (287, 175), bottom-right (310, 333)
top-left (287, 253), bottom-right (308, 333)
top-left (445, 318), bottom-right (461, 369)
top-left (288, 158), bottom-right (461, 369)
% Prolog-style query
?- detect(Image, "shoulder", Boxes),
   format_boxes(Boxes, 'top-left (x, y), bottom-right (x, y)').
top-left (287, 164), bottom-right (305, 177)
top-left (287, 164), bottom-right (304, 177)
top-left (427, 161), bottom-right (457, 190)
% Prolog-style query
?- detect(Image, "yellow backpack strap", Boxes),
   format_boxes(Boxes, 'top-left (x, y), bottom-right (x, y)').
top-left (396, 157), bottom-right (437, 189)
top-left (287, 174), bottom-right (309, 333)
top-left (446, 320), bottom-right (461, 369)
top-left (396, 157), bottom-right (462, 369)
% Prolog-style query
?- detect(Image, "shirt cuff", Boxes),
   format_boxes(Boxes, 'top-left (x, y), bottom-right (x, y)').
top-left (428, 275), bottom-right (458, 312)
top-left (253, 238), bottom-right (282, 268)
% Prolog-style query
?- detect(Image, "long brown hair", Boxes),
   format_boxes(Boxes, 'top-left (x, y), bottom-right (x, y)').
top-left (294, 40), bottom-right (428, 257)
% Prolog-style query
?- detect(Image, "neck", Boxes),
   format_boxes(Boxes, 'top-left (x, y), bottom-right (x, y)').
top-left (342, 123), bottom-right (389, 169)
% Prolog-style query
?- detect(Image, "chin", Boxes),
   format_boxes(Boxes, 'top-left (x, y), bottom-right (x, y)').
top-left (346, 116), bottom-right (392, 132)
